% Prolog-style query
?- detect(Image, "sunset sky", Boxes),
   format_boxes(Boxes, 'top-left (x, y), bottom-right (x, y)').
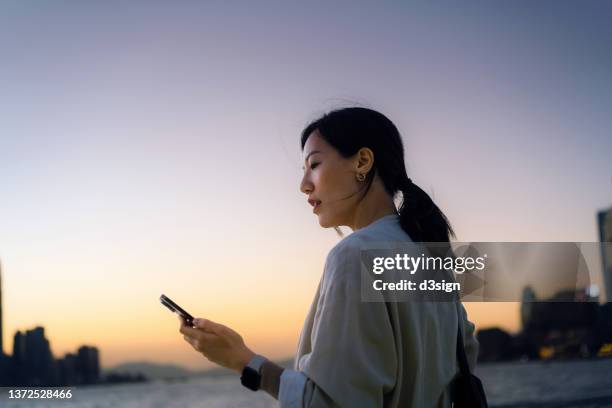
top-left (1, 2), bottom-right (611, 370)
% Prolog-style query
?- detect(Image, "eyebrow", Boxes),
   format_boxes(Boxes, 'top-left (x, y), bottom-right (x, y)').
top-left (304, 150), bottom-right (322, 163)
top-left (302, 150), bottom-right (323, 170)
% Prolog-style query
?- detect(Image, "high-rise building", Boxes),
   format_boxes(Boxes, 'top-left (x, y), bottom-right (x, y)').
top-left (77, 345), bottom-right (100, 384)
top-left (57, 352), bottom-right (79, 385)
top-left (598, 207), bottom-right (612, 302)
top-left (0, 261), bottom-right (11, 385)
top-left (23, 327), bottom-right (54, 385)
top-left (12, 331), bottom-right (27, 385)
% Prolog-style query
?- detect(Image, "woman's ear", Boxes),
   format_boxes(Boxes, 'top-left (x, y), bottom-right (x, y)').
top-left (355, 147), bottom-right (374, 175)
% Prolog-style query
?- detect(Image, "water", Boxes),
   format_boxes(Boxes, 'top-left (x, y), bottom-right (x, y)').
top-left (477, 358), bottom-right (612, 407)
top-left (2, 359), bottom-right (612, 407)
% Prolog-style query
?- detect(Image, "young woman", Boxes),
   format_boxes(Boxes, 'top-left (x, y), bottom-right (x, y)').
top-left (179, 107), bottom-right (479, 407)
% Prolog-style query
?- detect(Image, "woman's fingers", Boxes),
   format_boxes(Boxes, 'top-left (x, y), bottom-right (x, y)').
top-left (183, 332), bottom-right (220, 352)
top-left (182, 327), bottom-right (219, 351)
top-left (179, 322), bottom-right (203, 337)
top-left (193, 318), bottom-right (227, 335)
top-left (177, 314), bottom-right (191, 329)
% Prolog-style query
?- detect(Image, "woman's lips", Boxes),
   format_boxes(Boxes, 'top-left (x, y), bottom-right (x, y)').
top-left (308, 198), bottom-right (322, 213)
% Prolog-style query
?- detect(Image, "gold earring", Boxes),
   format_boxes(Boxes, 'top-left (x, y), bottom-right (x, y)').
top-left (356, 173), bottom-right (366, 182)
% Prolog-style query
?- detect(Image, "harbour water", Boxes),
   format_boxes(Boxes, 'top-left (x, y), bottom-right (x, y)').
top-left (2, 358), bottom-right (612, 407)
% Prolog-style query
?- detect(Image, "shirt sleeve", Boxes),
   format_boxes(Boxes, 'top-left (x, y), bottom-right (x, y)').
top-left (280, 368), bottom-right (349, 407)
top-left (280, 242), bottom-right (397, 407)
top-left (278, 369), bottom-right (307, 407)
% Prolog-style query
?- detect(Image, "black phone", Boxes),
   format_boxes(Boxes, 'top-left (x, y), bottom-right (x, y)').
top-left (160, 294), bottom-right (195, 327)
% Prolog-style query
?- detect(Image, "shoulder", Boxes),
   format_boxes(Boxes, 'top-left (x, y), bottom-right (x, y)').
top-left (322, 215), bottom-right (407, 292)
top-left (322, 232), bottom-right (369, 292)
top-left (326, 231), bottom-right (367, 267)
top-left (325, 215), bottom-right (402, 269)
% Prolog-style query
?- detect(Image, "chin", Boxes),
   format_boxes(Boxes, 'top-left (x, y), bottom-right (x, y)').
top-left (318, 219), bottom-right (332, 228)
top-left (317, 214), bottom-right (338, 229)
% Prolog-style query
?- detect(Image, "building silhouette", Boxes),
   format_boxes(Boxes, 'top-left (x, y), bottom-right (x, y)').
top-left (598, 207), bottom-right (612, 302)
top-left (0, 260), bottom-right (9, 382)
top-left (10, 327), bottom-right (54, 385)
top-left (2, 328), bottom-right (102, 386)
top-left (77, 346), bottom-right (100, 384)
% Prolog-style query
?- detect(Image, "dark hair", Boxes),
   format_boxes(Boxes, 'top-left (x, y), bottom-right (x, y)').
top-left (300, 107), bottom-right (455, 243)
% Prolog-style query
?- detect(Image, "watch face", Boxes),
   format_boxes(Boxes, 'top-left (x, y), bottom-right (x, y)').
top-left (241, 366), bottom-right (261, 391)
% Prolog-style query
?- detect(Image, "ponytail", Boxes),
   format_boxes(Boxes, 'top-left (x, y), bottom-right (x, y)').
top-left (397, 177), bottom-right (455, 243)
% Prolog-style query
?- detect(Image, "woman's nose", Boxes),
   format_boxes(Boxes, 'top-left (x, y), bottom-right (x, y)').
top-left (300, 174), bottom-right (313, 195)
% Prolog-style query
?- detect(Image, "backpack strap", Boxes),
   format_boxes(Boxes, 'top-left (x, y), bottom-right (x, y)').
top-left (455, 302), bottom-right (472, 376)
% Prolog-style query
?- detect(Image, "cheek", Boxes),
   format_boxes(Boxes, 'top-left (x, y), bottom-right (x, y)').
top-left (311, 170), bottom-right (328, 194)
top-left (316, 167), bottom-right (350, 197)
top-left (325, 170), bottom-right (354, 198)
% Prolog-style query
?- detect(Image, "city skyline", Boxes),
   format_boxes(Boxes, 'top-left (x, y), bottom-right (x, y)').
top-left (1, 324), bottom-right (101, 386)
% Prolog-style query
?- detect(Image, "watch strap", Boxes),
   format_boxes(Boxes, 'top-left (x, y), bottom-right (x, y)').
top-left (246, 355), bottom-right (267, 372)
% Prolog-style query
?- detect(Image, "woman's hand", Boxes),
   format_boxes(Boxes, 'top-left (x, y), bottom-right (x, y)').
top-left (178, 316), bottom-right (255, 373)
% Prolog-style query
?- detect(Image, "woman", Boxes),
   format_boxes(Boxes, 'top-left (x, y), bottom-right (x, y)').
top-left (179, 107), bottom-right (479, 407)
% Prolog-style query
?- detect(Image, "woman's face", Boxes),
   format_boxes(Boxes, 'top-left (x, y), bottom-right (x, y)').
top-left (300, 130), bottom-right (362, 228)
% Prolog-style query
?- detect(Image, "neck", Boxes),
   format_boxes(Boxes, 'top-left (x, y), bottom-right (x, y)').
top-left (348, 181), bottom-right (397, 231)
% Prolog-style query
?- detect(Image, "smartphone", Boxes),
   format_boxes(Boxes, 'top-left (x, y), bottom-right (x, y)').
top-left (160, 294), bottom-right (195, 327)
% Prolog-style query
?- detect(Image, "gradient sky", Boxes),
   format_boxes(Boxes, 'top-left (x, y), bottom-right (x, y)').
top-left (1, 1), bottom-right (611, 370)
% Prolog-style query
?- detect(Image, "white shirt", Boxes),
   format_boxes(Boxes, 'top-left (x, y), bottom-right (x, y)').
top-left (279, 214), bottom-right (479, 407)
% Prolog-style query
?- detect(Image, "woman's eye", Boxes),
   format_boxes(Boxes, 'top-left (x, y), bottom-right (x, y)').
top-left (310, 163), bottom-right (320, 170)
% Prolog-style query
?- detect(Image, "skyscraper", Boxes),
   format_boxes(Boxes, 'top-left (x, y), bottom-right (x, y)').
top-left (0, 261), bottom-right (8, 385)
top-left (598, 208), bottom-right (612, 302)
top-left (24, 327), bottom-right (54, 385)
top-left (77, 346), bottom-right (100, 384)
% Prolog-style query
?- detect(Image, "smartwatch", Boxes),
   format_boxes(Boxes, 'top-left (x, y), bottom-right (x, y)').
top-left (240, 355), bottom-right (267, 391)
